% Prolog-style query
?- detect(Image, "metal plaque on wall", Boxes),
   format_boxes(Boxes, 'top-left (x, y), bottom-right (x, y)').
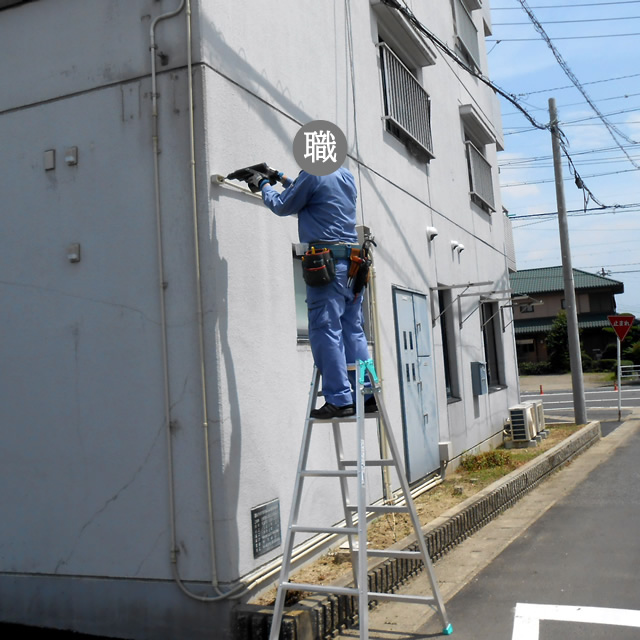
top-left (251, 499), bottom-right (281, 558)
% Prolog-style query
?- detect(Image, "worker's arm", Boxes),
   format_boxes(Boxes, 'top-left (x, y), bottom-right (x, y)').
top-left (261, 172), bottom-right (317, 217)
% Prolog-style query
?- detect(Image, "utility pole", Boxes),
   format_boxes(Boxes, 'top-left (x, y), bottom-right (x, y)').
top-left (549, 98), bottom-right (587, 424)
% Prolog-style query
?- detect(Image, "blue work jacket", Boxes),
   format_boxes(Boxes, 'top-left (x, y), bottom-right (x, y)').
top-left (261, 168), bottom-right (358, 244)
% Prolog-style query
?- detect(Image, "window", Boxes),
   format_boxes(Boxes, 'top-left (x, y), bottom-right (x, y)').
top-left (465, 137), bottom-right (495, 213)
top-left (451, 0), bottom-right (481, 69)
top-left (481, 302), bottom-right (504, 387)
top-left (438, 290), bottom-right (460, 399)
top-left (460, 104), bottom-right (497, 214)
top-left (519, 304), bottom-right (534, 313)
top-left (378, 42), bottom-right (434, 162)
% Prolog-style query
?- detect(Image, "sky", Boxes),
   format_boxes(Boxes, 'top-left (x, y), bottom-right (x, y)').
top-left (485, 0), bottom-right (640, 317)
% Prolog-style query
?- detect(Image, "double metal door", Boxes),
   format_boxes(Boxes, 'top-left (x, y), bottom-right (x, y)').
top-left (393, 289), bottom-right (439, 482)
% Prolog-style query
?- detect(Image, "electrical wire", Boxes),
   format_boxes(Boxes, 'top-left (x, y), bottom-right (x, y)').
top-left (502, 91), bottom-right (640, 117)
top-left (494, 16), bottom-right (640, 25)
top-left (515, 72), bottom-right (640, 97)
top-left (506, 0), bottom-right (640, 174)
top-left (381, 0), bottom-right (613, 210)
top-left (492, 1), bottom-right (640, 8)
top-left (488, 32), bottom-right (640, 40)
top-left (379, 0), bottom-right (548, 132)
top-left (509, 202), bottom-right (640, 219)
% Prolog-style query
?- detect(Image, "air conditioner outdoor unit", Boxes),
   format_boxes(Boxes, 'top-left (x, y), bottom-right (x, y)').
top-left (508, 403), bottom-right (537, 441)
top-left (529, 398), bottom-right (546, 433)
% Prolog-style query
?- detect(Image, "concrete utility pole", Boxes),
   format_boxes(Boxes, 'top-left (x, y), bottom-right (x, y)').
top-left (549, 98), bottom-right (588, 424)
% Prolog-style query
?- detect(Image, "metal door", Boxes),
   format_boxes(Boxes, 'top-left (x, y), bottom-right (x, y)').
top-left (393, 289), bottom-right (440, 481)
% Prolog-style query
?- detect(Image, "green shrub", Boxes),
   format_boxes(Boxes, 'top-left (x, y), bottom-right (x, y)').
top-left (518, 361), bottom-right (552, 375)
top-left (602, 343), bottom-right (618, 360)
top-left (459, 449), bottom-right (512, 472)
top-left (624, 341), bottom-right (640, 365)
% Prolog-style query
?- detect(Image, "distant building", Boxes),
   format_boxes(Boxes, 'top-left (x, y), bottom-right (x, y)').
top-left (510, 267), bottom-right (624, 364)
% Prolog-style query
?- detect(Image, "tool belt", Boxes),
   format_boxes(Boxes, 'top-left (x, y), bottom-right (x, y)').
top-left (301, 241), bottom-right (373, 295)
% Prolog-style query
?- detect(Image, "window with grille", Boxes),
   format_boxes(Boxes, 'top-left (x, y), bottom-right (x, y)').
top-left (378, 42), bottom-right (434, 162)
top-left (452, 0), bottom-right (481, 70)
top-left (465, 140), bottom-right (496, 212)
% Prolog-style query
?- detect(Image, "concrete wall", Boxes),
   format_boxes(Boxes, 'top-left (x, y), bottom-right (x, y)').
top-left (0, 1), bottom-right (519, 638)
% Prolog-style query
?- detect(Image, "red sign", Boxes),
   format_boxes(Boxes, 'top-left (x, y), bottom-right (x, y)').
top-left (608, 315), bottom-right (635, 341)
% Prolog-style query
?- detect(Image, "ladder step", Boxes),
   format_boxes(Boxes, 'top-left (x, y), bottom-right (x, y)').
top-left (368, 592), bottom-right (436, 605)
top-left (280, 582), bottom-right (359, 597)
top-left (342, 459), bottom-right (395, 467)
top-left (291, 525), bottom-right (359, 535)
top-left (278, 583), bottom-right (435, 605)
top-left (346, 505), bottom-right (410, 514)
top-left (301, 469), bottom-right (358, 477)
top-left (309, 416), bottom-right (358, 423)
top-left (367, 549), bottom-right (423, 559)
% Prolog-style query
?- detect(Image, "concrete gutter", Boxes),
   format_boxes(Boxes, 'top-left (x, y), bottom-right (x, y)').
top-left (233, 421), bottom-right (602, 640)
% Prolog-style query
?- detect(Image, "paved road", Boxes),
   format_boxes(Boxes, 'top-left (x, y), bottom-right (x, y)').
top-left (425, 421), bottom-right (640, 639)
top-left (522, 385), bottom-right (640, 422)
top-left (336, 415), bottom-right (640, 640)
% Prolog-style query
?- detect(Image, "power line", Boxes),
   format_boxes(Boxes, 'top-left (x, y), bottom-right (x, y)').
top-left (508, 202), bottom-right (640, 219)
top-left (502, 166), bottom-right (640, 186)
top-left (515, 72), bottom-right (640, 97)
top-left (381, 0), bottom-right (613, 208)
top-left (488, 32), bottom-right (640, 40)
top-left (502, 91), bottom-right (640, 116)
top-left (492, 1), bottom-right (640, 8)
top-left (494, 16), bottom-right (640, 25)
top-left (518, 0), bottom-right (640, 178)
top-left (499, 144), bottom-right (640, 166)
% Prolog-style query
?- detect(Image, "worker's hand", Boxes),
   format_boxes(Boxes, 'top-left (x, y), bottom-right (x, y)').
top-left (264, 165), bottom-right (287, 184)
top-left (245, 170), bottom-right (270, 193)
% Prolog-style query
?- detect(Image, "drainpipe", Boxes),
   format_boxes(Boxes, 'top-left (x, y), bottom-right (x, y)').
top-left (149, 0), bottom-right (185, 594)
top-left (150, 0), bottom-right (245, 602)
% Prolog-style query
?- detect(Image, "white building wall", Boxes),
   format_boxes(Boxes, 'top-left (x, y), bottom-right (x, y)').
top-left (0, 1), bottom-right (519, 638)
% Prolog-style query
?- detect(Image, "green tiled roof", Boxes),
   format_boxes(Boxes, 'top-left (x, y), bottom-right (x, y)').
top-left (510, 267), bottom-right (624, 295)
top-left (514, 313), bottom-right (613, 335)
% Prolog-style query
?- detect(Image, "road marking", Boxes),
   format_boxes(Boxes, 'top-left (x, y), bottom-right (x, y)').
top-left (512, 603), bottom-right (640, 639)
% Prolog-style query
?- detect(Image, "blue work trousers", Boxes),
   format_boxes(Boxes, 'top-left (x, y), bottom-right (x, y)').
top-left (306, 259), bottom-right (371, 407)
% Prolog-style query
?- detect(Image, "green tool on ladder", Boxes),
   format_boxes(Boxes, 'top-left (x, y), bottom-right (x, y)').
top-left (268, 360), bottom-right (452, 639)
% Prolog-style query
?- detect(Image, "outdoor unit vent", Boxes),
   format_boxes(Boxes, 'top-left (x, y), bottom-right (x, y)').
top-left (508, 403), bottom-right (537, 441)
top-left (530, 399), bottom-right (545, 433)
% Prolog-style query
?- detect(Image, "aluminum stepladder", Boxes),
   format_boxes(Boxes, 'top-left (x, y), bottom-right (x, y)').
top-left (268, 359), bottom-right (452, 639)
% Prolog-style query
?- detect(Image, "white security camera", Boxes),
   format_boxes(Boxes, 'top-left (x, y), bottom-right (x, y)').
top-left (426, 226), bottom-right (439, 241)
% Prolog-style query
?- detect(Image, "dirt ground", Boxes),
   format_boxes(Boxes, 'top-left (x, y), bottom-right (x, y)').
top-left (251, 423), bottom-right (581, 606)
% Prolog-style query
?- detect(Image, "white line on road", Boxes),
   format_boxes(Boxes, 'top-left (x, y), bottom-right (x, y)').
top-left (512, 603), bottom-right (640, 639)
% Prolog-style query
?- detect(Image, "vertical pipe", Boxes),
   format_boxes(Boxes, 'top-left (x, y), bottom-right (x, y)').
top-left (149, 0), bottom-right (186, 580)
top-left (549, 98), bottom-right (587, 425)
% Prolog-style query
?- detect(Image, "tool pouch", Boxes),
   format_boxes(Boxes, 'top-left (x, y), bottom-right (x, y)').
top-left (302, 248), bottom-right (336, 287)
top-left (352, 259), bottom-right (371, 297)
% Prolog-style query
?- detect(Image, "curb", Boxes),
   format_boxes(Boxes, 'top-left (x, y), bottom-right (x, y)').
top-left (233, 421), bottom-right (602, 640)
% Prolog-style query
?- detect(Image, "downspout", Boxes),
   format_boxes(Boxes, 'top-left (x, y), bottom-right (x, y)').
top-left (150, 0), bottom-right (245, 602)
top-left (149, 0), bottom-right (185, 592)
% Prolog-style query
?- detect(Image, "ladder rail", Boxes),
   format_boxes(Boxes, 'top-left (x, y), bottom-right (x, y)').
top-left (268, 368), bottom-right (322, 640)
top-left (269, 361), bottom-right (452, 640)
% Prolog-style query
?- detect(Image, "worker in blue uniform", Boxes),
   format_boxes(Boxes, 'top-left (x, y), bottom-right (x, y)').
top-left (244, 167), bottom-right (372, 419)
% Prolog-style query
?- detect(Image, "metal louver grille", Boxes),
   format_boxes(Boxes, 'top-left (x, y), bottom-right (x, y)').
top-left (379, 42), bottom-right (434, 160)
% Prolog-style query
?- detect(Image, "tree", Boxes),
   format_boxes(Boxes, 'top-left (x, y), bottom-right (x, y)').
top-left (546, 310), bottom-right (570, 373)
